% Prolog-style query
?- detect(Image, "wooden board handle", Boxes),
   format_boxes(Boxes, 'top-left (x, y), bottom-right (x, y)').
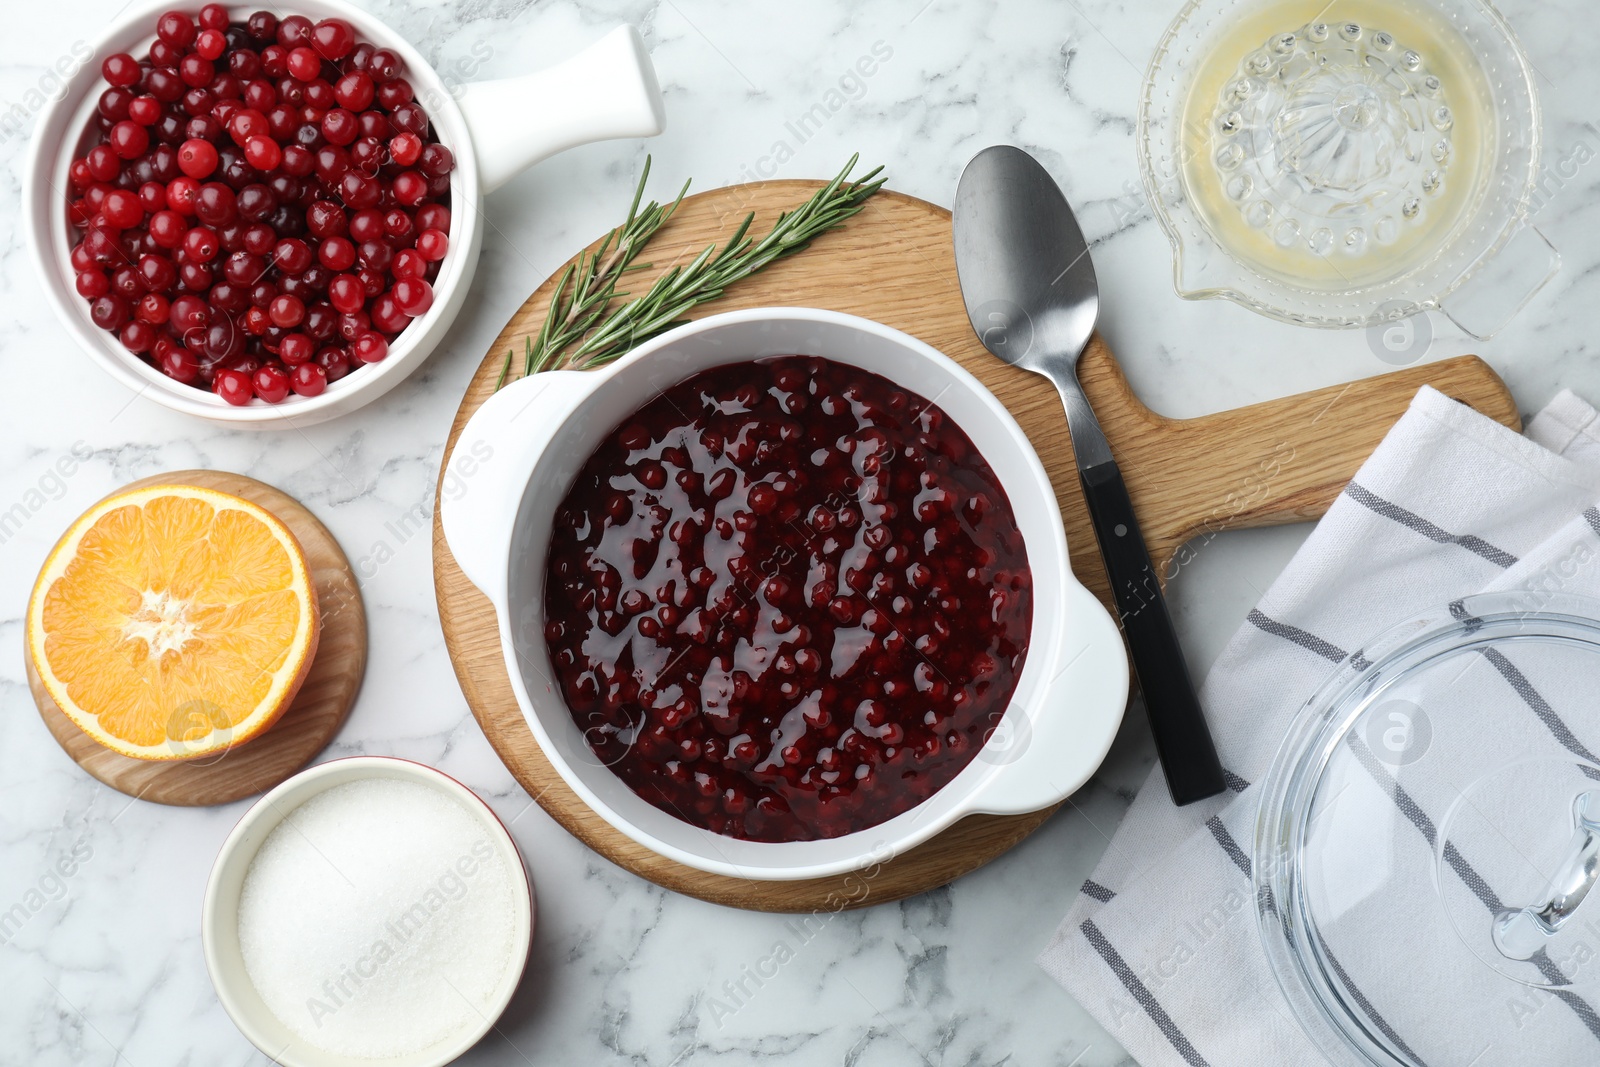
top-left (1073, 336), bottom-right (1521, 579)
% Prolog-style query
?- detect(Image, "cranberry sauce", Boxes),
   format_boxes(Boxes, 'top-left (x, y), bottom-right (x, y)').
top-left (543, 356), bottom-right (1033, 842)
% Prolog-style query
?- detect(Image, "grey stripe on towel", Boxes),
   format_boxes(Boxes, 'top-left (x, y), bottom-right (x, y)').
top-left (1080, 919), bottom-right (1213, 1067)
top-left (1481, 647), bottom-right (1600, 765)
top-left (1080, 879), bottom-right (1116, 903)
top-left (1343, 483), bottom-right (1519, 567)
top-left (1246, 609), bottom-right (1349, 663)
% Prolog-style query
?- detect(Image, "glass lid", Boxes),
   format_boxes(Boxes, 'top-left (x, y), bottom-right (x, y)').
top-left (1256, 594), bottom-right (1600, 1067)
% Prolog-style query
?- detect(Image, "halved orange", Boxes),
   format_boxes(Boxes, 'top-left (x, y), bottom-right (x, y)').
top-left (27, 484), bottom-right (320, 761)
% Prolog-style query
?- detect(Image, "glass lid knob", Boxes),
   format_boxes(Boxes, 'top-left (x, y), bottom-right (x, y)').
top-left (1492, 790), bottom-right (1600, 961)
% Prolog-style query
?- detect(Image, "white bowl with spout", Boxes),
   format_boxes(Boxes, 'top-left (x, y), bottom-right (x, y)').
top-left (23, 0), bottom-right (666, 427)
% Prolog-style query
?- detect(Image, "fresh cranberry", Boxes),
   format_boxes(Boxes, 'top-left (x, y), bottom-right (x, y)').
top-left (289, 361), bottom-right (327, 396)
top-left (244, 135), bottom-right (282, 171)
top-left (389, 101), bottom-right (427, 135)
top-left (228, 108), bottom-right (268, 145)
top-left (313, 346), bottom-right (350, 381)
top-left (388, 131), bottom-right (422, 167)
top-left (281, 144), bottom-right (316, 178)
top-left (102, 54), bottom-right (142, 88)
top-left (357, 239), bottom-right (392, 273)
top-left (391, 170), bottom-right (427, 206)
top-left (120, 319), bottom-right (157, 353)
top-left (102, 189), bottom-right (143, 229)
top-left (176, 138), bottom-right (219, 179)
top-left (214, 367), bottom-right (254, 405)
top-left (311, 19), bottom-right (355, 61)
top-left (278, 331), bottom-right (313, 363)
top-left (171, 294), bottom-right (207, 331)
top-left (181, 227), bottom-right (218, 265)
top-left (272, 237), bottom-right (313, 274)
top-left (327, 272), bottom-right (364, 313)
top-left (156, 11), bottom-right (196, 47)
top-left (351, 330), bottom-right (386, 363)
top-left (137, 253), bottom-right (177, 293)
top-left (286, 46), bottom-right (322, 82)
top-left (75, 270), bottom-right (109, 298)
top-left (194, 182), bottom-right (237, 226)
top-left (166, 176), bottom-right (200, 214)
top-left (138, 181), bottom-right (167, 213)
top-left (317, 236), bottom-right (356, 271)
top-left (369, 292), bottom-right (407, 333)
top-left (543, 357), bottom-right (1033, 842)
top-left (368, 50), bottom-right (401, 81)
top-left (89, 295), bottom-right (129, 330)
top-left (415, 228), bottom-right (448, 261)
top-left (99, 87), bottom-right (133, 122)
top-left (336, 170), bottom-right (379, 209)
top-left (179, 55), bottom-right (214, 89)
top-left (179, 261), bottom-right (214, 292)
top-left (377, 79), bottom-right (413, 111)
top-left (159, 343), bottom-right (200, 383)
top-left (268, 293), bottom-right (305, 328)
top-left (246, 10), bottom-right (278, 42)
top-left (419, 143), bottom-right (454, 178)
top-left (321, 107), bottom-right (358, 146)
top-left (136, 293), bottom-right (170, 324)
top-left (195, 28), bottom-right (227, 60)
top-left (356, 109), bottom-right (390, 140)
top-left (253, 364), bottom-right (291, 403)
top-left (109, 121), bottom-right (149, 160)
top-left (392, 277), bottom-right (432, 317)
top-left (391, 248), bottom-right (425, 279)
top-left (144, 68), bottom-right (185, 104)
top-left (302, 300), bottom-right (337, 340)
top-left (127, 95), bottom-right (161, 126)
top-left (334, 72), bottom-right (374, 112)
top-left (276, 14), bottom-right (312, 47)
top-left (236, 184), bottom-right (278, 223)
top-left (347, 208), bottom-right (384, 243)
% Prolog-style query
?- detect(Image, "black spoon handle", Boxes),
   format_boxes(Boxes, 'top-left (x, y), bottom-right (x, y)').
top-left (1078, 459), bottom-right (1226, 805)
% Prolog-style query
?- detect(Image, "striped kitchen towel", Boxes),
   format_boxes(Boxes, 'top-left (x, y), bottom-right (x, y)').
top-left (1039, 385), bottom-right (1600, 1066)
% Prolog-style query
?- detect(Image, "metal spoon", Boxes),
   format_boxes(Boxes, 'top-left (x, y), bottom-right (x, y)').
top-left (952, 144), bottom-right (1225, 805)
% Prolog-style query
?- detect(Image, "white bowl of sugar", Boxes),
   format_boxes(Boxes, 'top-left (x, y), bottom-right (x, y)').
top-left (203, 757), bottom-right (534, 1066)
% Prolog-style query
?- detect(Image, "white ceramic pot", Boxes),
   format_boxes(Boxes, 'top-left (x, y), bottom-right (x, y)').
top-left (202, 756), bottom-right (535, 1067)
top-left (23, 0), bottom-right (665, 427)
top-left (441, 307), bottom-right (1129, 880)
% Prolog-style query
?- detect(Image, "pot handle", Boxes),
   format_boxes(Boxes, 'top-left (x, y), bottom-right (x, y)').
top-left (456, 25), bottom-right (666, 195)
top-left (440, 370), bottom-right (598, 600)
top-left (961, 581), bottom-right (1130, 816)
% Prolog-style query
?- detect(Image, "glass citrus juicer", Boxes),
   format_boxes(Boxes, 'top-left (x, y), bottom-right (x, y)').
top-left (1139, 0), bottom-right (1555, 337)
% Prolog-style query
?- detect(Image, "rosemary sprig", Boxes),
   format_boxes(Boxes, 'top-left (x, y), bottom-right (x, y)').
top-left (496, 154), bottom-right (886, 387)
top-left (496, 156), bottom-right (687, 388)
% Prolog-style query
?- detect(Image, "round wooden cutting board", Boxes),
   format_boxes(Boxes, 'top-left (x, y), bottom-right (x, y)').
top-left (30, 470), bottom-right (366, 807)
top-left (432, 181), bottom-right (1518, 912)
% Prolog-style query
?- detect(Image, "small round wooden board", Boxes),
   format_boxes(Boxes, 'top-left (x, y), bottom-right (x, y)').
top-left (433, 182), bottom-right (1518, 912)
top-left (30, 470), bottom-right (366, 807)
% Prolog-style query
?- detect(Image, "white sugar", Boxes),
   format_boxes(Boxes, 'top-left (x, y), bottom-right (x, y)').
top-left (237, 777), bottom-right (521, 1059)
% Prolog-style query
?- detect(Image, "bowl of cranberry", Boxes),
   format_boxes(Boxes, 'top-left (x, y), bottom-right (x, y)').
top-left (23, 1), bottom-right (665, 427)
top-left (441, 307), bottom-right (1129, 880)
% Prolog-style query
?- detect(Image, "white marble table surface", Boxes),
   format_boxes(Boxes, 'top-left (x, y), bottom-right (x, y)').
top-left (2, 0), bottom-right (1595, 1063)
